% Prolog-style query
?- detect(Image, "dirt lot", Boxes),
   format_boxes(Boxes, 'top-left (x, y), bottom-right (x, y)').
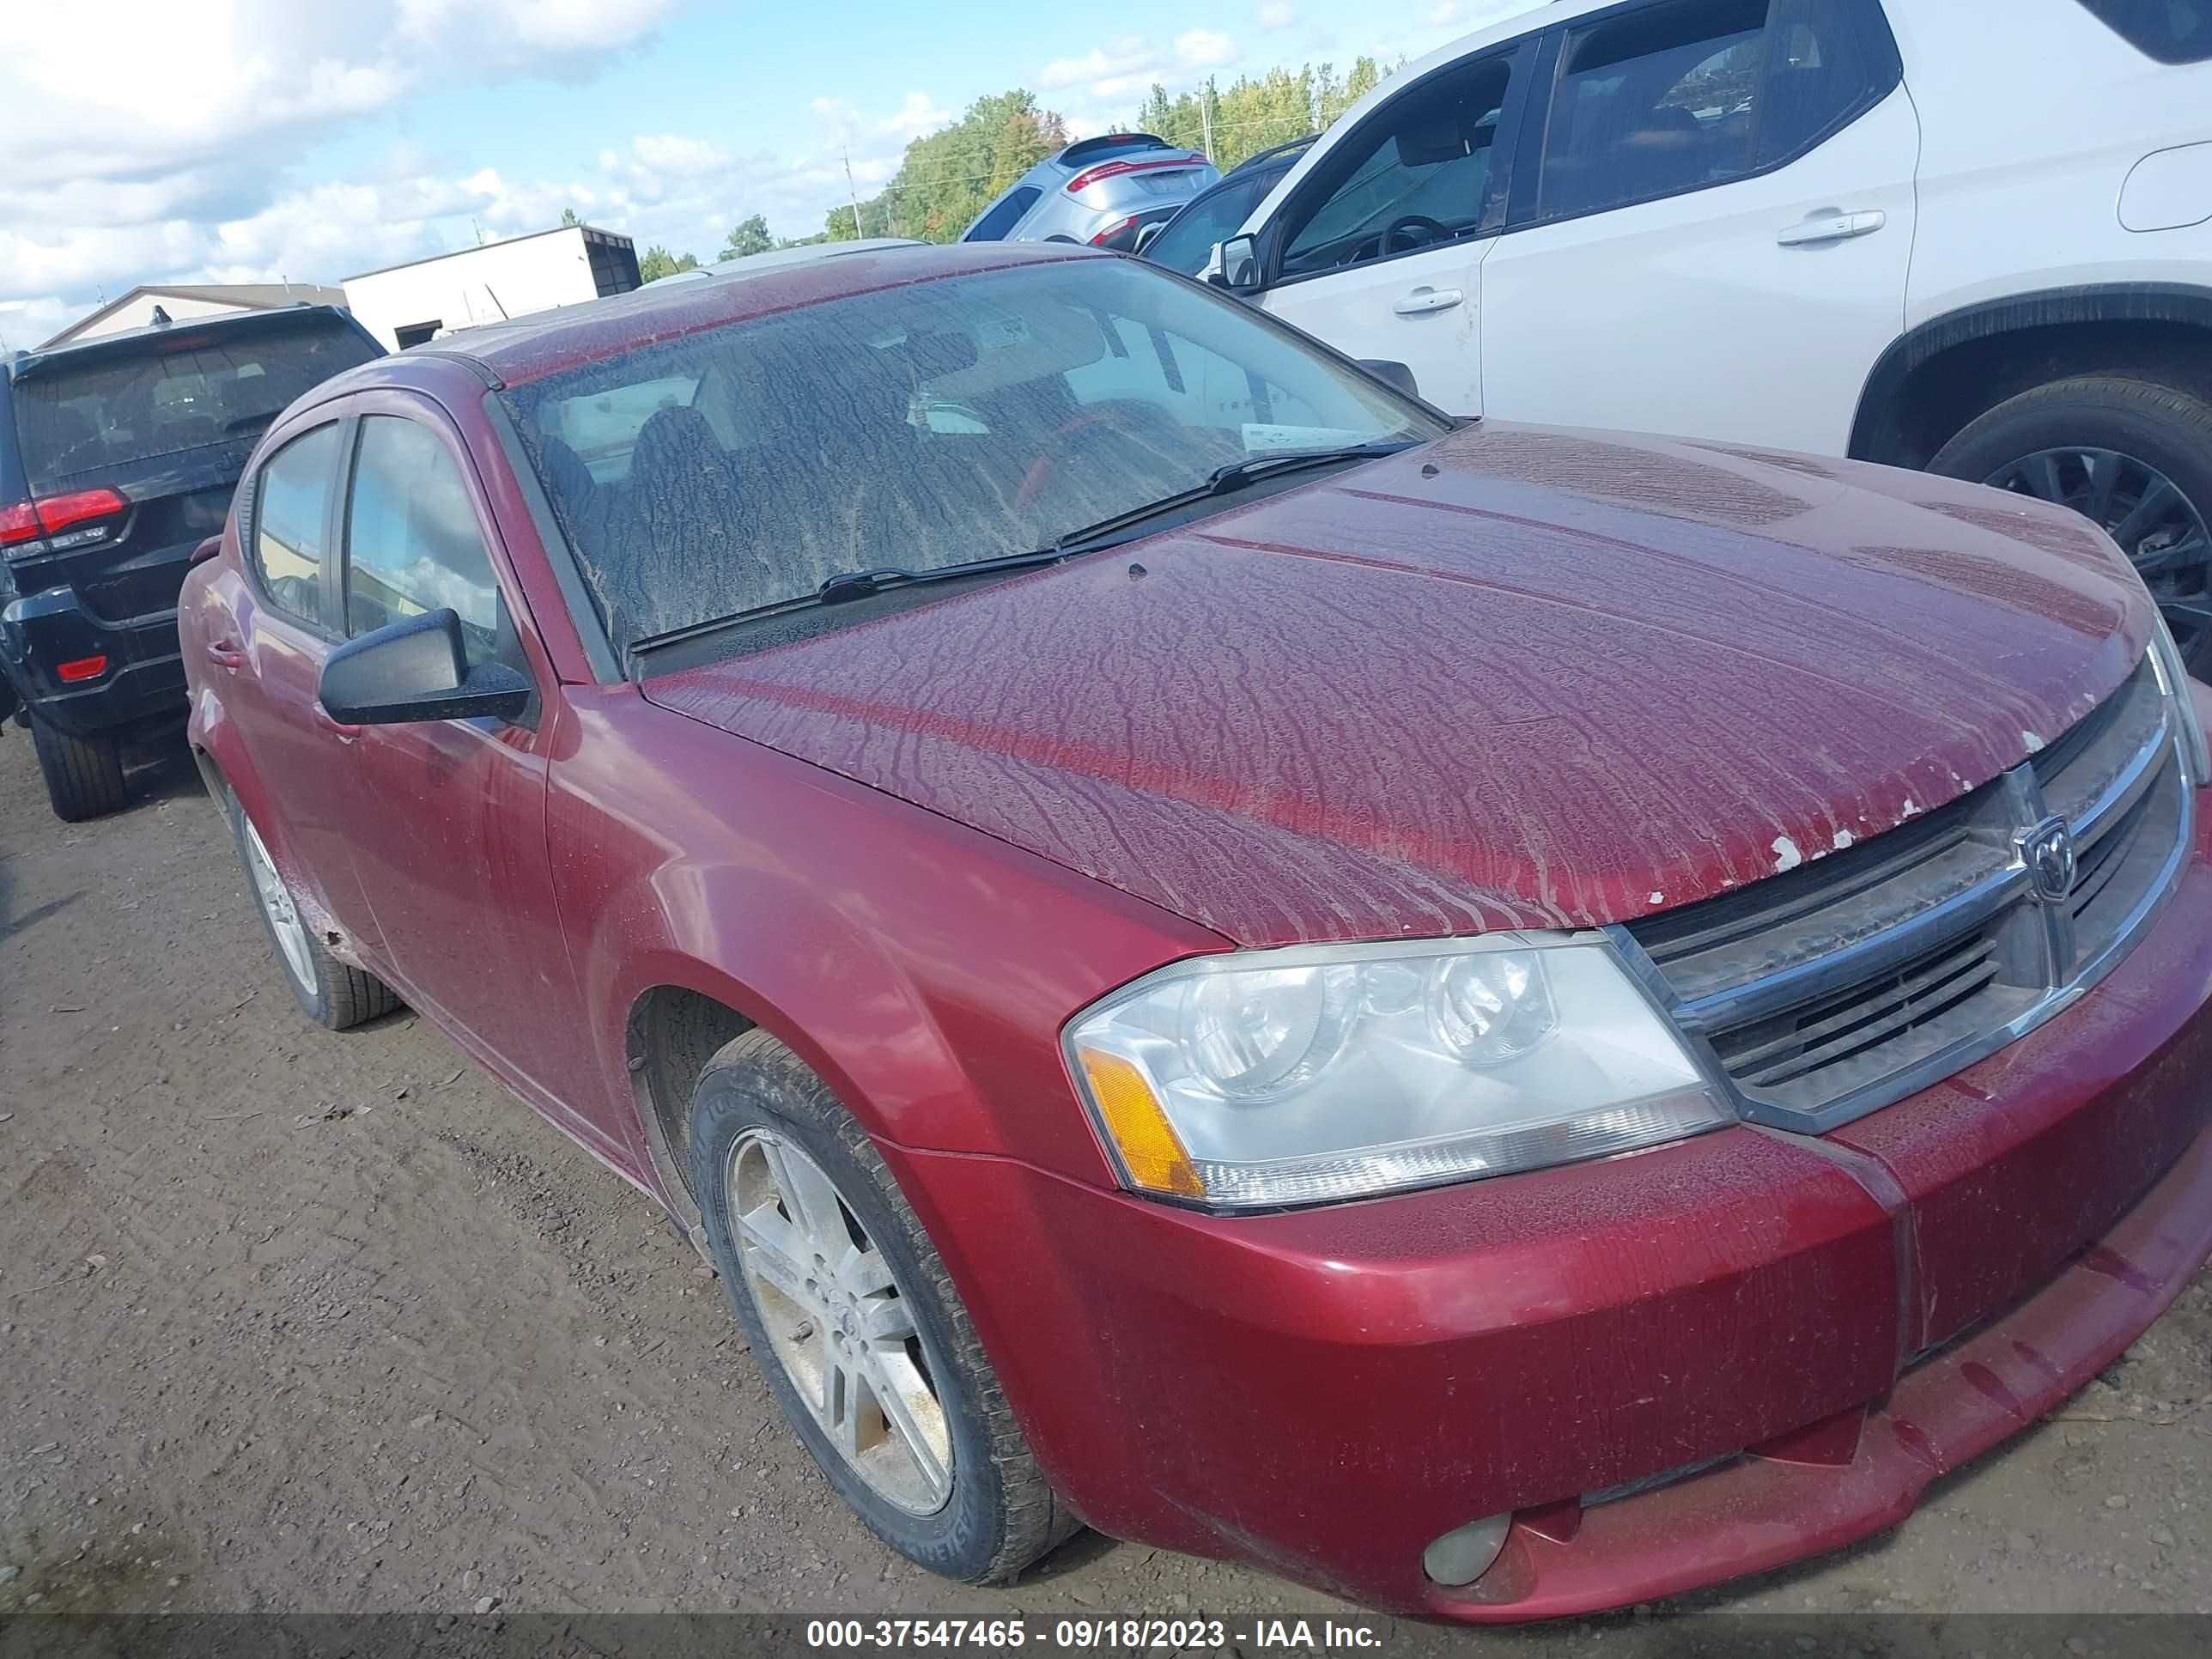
top-left (0, 727), bottom-right (2206, 1632)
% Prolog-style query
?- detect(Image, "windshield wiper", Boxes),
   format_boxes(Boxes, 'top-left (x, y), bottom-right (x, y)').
top-left (1050, 440), bottom-right (1419, 555)
top-left (816, 545), bottom-right (1074, 605)
top-left (628, 441), bottom-right (1418, 672)
top-left (628, 545), bottom-right (1079, 669)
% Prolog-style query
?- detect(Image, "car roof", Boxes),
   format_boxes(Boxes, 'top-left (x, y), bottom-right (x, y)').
top-left (1225, 136), bottom-right (1316, 176)
top-left (1372, 0), bottom-right (1614, 92)
top-left (4, 302), bottom-right (358, 385)
top-left (376, 242), bottom-right (1112, 389)
top-left (1041, 132), bottom-right (1179, 176)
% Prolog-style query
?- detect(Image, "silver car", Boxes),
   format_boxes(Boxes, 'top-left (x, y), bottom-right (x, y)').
top-left (960, 134), bottom-right (1221, 250)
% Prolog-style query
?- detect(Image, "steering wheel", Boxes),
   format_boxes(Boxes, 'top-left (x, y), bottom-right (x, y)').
top-left (1383, 215), bottom-right (1452, 253)
top-left (1013, 409), bottom-right (1123, 514)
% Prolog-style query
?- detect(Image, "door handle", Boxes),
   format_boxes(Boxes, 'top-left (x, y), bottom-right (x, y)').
top-left (313, 704), bottom-right (362, 744)
top-left (205, 640), bottom-right (244, 671)
top-left (1392, 286), bottom-right (1465, 316)
top-left (1777, 209), bottom-right (1887, 246)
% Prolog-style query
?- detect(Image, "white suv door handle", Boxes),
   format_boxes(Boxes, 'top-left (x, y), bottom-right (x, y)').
top-left (1777, 209), bottom-right (1887, 247)
top-left (1392, 286), bottom-right (1465, 316)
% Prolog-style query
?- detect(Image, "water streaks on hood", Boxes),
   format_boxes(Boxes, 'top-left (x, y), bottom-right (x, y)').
top-left (644, 423), bottom-right (2152, 946)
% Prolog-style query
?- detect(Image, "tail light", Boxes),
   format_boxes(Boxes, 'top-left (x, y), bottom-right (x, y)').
top-left (1063, 153), bottom-right (1205, 194)
top-left (1089, 216), bottom-right (1139, 247)
top-left (1, 488), bottom-right (130, 556)
top-left (58, 654), bottom-right (110, 684)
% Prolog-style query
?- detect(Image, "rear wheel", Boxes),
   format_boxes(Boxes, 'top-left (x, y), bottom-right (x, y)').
top-left (690, 1030), bottom-right (1076, 1583)
top-left (30, 717), bottom-right (126, 822)
top-left (232, 805), bottom-right (398, 1030)
top-left (1929, 376), bottom-right (2212, 674)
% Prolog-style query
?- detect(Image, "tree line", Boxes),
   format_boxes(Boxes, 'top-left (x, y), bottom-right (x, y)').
top-left (633, 56), bottom-right (1389, 280)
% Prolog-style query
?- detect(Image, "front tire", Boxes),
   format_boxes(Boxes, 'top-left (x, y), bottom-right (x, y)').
top-left (30, 717), bottom-right (126, 821)
top-left (1929, 375), bottom-right (2212, 674)
top-left (690, 1030), bottom-right (1075, 1583)
top-left (230, 804), bottom-right (398, 1030)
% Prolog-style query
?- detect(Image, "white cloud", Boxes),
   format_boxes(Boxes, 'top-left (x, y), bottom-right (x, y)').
top-left (880, 92), bottom-right (951, 137)
top-left (1175, 29), bottom-right (1237, 69)
top-left (0, 0), bottom-right (679, 343)
top-left (1038, 37), bottom-right (1160, 94)
top-left (629, 135), bottom-right (733, 176)
top-left (1256, 1), bottom-right (1296, 26)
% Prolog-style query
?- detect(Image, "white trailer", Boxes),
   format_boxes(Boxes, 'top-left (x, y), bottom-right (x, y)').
top-left (343, 225), bottom-right (641, 350)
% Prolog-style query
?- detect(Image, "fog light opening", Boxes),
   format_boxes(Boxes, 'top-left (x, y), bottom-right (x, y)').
top-left (1421, 1513), bottom-right (1510, 1588)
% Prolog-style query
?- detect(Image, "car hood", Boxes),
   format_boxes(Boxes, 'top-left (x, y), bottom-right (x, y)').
top-left (642, 423), bottom-right (2154, 947)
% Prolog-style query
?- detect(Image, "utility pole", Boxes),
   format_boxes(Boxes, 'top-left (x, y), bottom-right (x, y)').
top-left (1200, 79), bottom-right (1214, 160)
top-left (843, 149), bottom-right (866, 239)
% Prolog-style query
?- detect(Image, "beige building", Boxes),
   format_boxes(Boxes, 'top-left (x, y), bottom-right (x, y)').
top-left (39, 282), bottom-right (349, 349)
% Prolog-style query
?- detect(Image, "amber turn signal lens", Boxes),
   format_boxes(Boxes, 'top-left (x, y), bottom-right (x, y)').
top-left (1075, 1047), bottom-right (1204, 1199)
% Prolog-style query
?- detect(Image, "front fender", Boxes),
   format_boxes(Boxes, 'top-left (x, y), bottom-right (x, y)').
top-left (553, 689), bottom-right (1226, 1188)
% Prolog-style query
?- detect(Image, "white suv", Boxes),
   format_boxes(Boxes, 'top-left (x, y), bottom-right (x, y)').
top-left (1212, 0), bottom-right (2212, 669)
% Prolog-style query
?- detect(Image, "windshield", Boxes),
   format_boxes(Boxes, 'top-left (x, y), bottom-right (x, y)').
top-left (501, 257), bottom-right (1443, 649)
top-left (17, 315), bottom-right (377, 494)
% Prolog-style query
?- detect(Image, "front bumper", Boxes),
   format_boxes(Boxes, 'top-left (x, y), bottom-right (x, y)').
top-left (884, 805), bottom-right (2212, 1619)
top-left (0, 585), bottom-right (187, 739)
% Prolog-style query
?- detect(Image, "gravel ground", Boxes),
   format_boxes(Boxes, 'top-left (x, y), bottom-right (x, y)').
top-left (0, 726), bottom-right (2206, 1633)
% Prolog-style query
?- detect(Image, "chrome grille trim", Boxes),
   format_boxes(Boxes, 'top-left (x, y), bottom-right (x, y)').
top-left (1616, 659), bottom-right (2194, 1134)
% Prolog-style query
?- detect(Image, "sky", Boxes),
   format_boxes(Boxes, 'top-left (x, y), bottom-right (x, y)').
top-left (0, 0), bottom-right (1542, 350)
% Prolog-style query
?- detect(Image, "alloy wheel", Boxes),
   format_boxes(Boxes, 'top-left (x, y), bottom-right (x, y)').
top-left (1984, 446), bottom-right (2212, 672)
top-left (726, 1130), bottom-right (952, 1515)
top-left (242, 816), bottom-right (316, 995)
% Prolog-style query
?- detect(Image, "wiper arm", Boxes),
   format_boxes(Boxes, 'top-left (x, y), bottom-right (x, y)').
top-left (1050, 439), bottom-right (1418, 556)
top-left (816, 545), bottom-right (1074, 605)
top-left (633, 546), bottom-right (1079, 665)
top-left (1203, 440), bottom-right (1416, 495)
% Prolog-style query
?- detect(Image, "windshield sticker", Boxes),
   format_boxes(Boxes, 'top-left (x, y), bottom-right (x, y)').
top-left (1241, 423), bottom-right (1377, 453)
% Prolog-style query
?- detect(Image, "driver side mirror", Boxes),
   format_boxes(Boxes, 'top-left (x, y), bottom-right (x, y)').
top-left (319, 608), bottom-right (532, 726)
top-left (1211, 234), bottom-right (1261, 293)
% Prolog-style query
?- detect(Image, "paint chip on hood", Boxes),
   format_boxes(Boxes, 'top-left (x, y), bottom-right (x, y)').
top-left (2022, 730), bottom-right (2046, 753)
top-left (1771, 836), bottom-right (1803, 873)
top-left (1832, 830), bottom-right (1856, 851)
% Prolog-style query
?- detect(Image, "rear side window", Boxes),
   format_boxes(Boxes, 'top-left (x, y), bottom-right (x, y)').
top-left (250, 423), bottom-right (340, 631)
top-left (2075, 0), bottom-right (2212, 61)
top-left (15, 317), bottom-right (378, 494)
top-left (342, 416), bottom-right (503, 659)
top-left (1538, 0), bottom-right (1899, 221)
top-left (965, 186), bottom-right (1042, 242)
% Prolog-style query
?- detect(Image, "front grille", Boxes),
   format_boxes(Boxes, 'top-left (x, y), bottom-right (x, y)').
top-left (1622, 659), bottom-right (2192, 1132)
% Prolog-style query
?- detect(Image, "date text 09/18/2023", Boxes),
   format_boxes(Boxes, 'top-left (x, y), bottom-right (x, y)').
top-left (803, 1617), bottom-right (1388, 1650)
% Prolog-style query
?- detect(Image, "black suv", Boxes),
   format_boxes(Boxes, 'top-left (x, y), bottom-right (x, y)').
top-left (1, 305), bottom-right (381, 818)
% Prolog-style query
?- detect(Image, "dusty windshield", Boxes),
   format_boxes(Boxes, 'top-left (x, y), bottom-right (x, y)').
top-left (501, 257), bottom-right (1441, 649)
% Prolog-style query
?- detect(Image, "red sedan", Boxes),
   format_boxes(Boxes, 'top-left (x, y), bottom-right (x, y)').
top-left (179, 243), bottom-right (2212, 1620)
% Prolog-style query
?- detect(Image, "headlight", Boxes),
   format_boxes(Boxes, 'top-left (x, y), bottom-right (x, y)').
top-left (2146, 608), bottom-right (2210, 787)
top-left (1064, 934), bottom-right (1729, 1208)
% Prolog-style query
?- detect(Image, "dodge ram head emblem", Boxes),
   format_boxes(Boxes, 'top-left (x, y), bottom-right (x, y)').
top-left (2020, 816), bottom-right (2078, 904)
